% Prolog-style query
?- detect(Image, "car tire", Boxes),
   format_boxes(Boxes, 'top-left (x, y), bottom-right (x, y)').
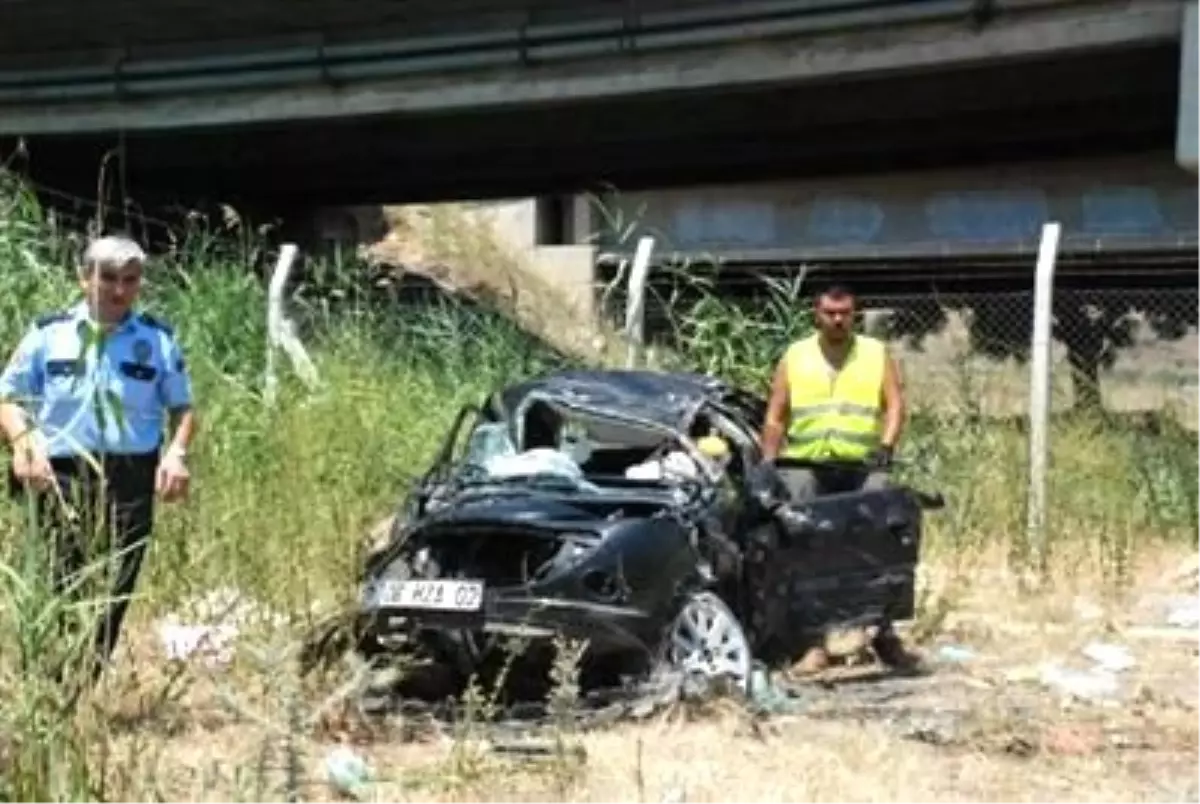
top-left (659, 590), bottom-right (753, 697)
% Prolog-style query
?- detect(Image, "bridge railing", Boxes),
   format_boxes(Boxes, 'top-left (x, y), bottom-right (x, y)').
top-left (0, 0), bottom-right (1074, 103)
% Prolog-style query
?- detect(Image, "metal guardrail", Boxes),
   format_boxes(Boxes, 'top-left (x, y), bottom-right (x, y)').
top-left (0, 0), bottom-right (1010, 103)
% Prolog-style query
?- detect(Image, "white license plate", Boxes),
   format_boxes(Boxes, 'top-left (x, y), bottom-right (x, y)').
top-left (373, 579), bottom-right (485, 612)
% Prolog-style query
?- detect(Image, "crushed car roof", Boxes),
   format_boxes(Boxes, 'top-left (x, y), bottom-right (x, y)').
top-left (495, 369), bottom-right (740, 431)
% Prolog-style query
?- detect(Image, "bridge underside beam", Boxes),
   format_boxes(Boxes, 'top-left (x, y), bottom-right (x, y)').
top-left (7, 41), bottom-right (1181, 208)
top-left (0, 0), bottom-right (1182, 136)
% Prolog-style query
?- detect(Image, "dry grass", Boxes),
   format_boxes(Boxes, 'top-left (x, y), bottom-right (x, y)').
top-left (67, 540), bottom-right (1198, 803)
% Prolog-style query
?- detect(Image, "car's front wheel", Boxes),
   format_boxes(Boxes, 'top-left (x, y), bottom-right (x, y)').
top-left (661, 591), bottom-right (753, 695)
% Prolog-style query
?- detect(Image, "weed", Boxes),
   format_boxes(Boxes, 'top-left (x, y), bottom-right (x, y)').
top-left (0, 173), bottom-right (1194, 801)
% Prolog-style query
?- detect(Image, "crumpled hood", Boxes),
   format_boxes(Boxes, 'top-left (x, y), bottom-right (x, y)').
top-left (420, 492), bottom-right (602, 530)
top-left (414, 479), bottom-right (686, 536)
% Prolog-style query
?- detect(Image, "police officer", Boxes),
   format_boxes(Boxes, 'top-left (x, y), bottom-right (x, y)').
top-left (758, 282), bottom-right (918, 674)
top-left (0, 234), bottom-right (196, 683)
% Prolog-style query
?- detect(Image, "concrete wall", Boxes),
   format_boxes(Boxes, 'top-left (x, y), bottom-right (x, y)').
top-left (311, 147), bottom-right (1197, 331)
top-left (462, 198), bottom-right (599, 322)
top-left (351, 197), bottom-right (600, 323)
top-left (588, 152), bottom-right (1199, 256)
top-left (459, 198), bottom-right (540, 253)
top-left (449, 195), bottom-right (596, 251)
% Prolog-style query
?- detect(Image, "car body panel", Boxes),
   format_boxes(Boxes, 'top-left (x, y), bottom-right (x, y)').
top-left (744, 486), bottom-right (925, 660)
top-left (358, 367), bottom-right (941, 677)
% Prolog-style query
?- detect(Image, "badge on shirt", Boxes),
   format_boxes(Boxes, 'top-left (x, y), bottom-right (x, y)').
top-left (133, 338), bottom-right (153, 364)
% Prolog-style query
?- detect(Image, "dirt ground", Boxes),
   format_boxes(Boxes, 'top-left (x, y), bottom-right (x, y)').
top-left (91, 547), bottom-right (1199, 803)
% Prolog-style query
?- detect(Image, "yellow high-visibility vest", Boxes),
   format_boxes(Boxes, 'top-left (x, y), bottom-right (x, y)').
top-left (781, 333), bottom-right (886, 461)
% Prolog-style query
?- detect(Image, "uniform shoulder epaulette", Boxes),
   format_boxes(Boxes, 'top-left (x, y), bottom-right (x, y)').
top-left (136, 312), bottom-right (175, 336)
top-left (34, 310), bottom-right (70, 329)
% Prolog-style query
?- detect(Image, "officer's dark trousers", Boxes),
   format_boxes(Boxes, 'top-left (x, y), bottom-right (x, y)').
top-left (30, 451), bottom-right (158, 682)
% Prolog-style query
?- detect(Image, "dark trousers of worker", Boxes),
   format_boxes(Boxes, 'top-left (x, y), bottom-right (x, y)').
top-left (21, 451), bottom-right (158, 683)
top-left (776, 464), bottom-right (891, 502)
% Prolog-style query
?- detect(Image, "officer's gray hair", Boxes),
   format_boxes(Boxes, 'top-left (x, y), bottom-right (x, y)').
top-left (79, 235), bottom-right (147, 278)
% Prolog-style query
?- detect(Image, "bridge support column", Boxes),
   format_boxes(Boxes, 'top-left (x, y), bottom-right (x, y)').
top-left (531, 194), bottom-right (598, 246)
top-left (472, 196), bottom-right (599, 324)
top-left (1176, 0), bottom-right (1200, 175)
top-left (570, 195), bottom-right (596, 246)
top-left (526, 196), bottom-right (600, 324)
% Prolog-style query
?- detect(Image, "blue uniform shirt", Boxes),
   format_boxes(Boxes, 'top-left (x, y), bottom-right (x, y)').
top-left (0, 302), bottom-right (193, 458)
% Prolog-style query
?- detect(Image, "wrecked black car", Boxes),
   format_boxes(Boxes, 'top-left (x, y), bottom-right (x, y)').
top-left (322, 369), bottom-right (944, 707)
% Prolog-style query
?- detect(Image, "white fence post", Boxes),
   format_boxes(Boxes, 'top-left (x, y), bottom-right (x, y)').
top-left (265, 243), bottom-right (321, 406)
top-left (624, 236), bottom-right (655, 369)
top-left (1027, 221), bottom-right (1062, 571)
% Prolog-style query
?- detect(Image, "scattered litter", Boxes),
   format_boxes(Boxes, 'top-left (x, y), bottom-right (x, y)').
top-left (748, 666), bottom-right (809, 715)
top-left (179, 586), bottom-right (288, 630)
top-left (324, 745), bottom-right (373, 800)
top-left (1082, 641), bottom-right (1136, 673)
top-left (934, 644), bottom-right (976, 664)
top-left (660, 785), bottom-right (687, 803)
top-left (1029, 640), bottom-right (1140, 703)
top-left (1165, 598), bottom-right (1200, 629)
top-left (1162, 555), bottom-right (1199, 593)
top-left (1038, 663), bottom-right (1120, 704)
top-left (1003, 664), bottom-right (1042, 684)
top-left (1042, 724), bottom-right (1105, 756)
top-left (1072, 597), bottom-right (1105, 622)
top-left (1123, 625), bottom-right (1200, 644)
top-left (154, 586), bottom-right (287, 667)
top-left (157, 620), bottom-right (238, 667)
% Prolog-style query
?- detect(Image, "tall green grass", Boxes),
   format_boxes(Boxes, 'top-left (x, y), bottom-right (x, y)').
top-left (0, 174), bottom-right (1196, 800)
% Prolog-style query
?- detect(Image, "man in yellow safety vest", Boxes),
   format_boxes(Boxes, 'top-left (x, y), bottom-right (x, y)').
top-left (758, 282), bottom-right (919, 674)
top-left (759, 282), bottom-right (904, 496)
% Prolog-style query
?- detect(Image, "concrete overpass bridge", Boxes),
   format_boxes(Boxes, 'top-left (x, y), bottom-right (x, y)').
top-left (0, 0), bottom-right (1190, 200)
top-left (0, 0), bottom-right (1195, 303)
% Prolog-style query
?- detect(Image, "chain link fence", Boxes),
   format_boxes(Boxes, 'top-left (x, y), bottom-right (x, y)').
top-left (861, 286), bottom-right (1199, 424)
top-left (9, 181), bottom-right (1196, 434)
top-left (591, 259), bottom-right (1198, 542)
top-left (592, 256), bottom-right (1197, 426)
top-left (6, 177), bottom-right (1195, 433)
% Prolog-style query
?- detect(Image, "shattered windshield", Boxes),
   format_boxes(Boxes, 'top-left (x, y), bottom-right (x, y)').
top-left (450, 398), bottom-right (711, 497)
top-left (463, 421), bottom-right (517, 466)
top-left (457, 421), bottom-right (599, 491)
